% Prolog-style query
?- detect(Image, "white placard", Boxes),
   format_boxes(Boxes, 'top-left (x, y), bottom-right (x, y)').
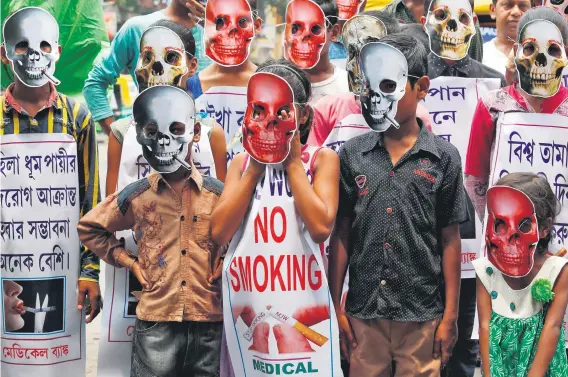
top-left (196, 86), bottom-right (247, 165)
top-left (0, 134), bottom-right (86, 376)
top-left (423, 77), bottom-right (501, 278)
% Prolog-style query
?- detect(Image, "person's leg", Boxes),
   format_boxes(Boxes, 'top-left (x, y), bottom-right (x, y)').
top-left (443, 279), bottom-right (478, 377)
top-left (183, 321), bottom-right (223, 377)
top-left (392, 317), bottom-right (442, 377)
top-left (130, 320), bottom-right (186, 377)
top-left (348, 316), bottom-right (393, 377)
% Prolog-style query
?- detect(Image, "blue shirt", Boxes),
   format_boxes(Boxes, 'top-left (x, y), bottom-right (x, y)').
top-left (329, 40), bottom-right (347, 61)
top-left (187, 72), bottom-right (203, 99)
top-left (83, 10), bottom-right (211, 121)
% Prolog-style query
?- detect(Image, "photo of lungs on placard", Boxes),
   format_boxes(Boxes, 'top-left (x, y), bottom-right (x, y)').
top-left (485, 186), bottom-right (539, 278)
top-left (242, 72), bottom-right (297, 164)
top-left (204, 0), bottom-right (255, 67)
top-left (284, 0), bottom-right (327, 69)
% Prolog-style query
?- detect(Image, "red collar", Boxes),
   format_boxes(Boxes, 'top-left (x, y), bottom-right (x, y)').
top-left (505, 85), bottom-right (568, 113)
top-left (3, 82), bottom-right (59, 114)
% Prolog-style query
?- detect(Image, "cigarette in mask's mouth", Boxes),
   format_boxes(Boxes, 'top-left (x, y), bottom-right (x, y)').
top-left (41, 68), bottom-right (61, 86)
top-left (384, 113), bottom-right (400, 129)
top-left (173, 155), bottom-right (192, 172)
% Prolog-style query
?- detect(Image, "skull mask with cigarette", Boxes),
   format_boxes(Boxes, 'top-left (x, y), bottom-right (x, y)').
top-left (342, 15), bottom-right (387, 95)
top-left (3, 7), bottom-right (60, 87)
top-left (242, 72), bottom-right (297, 164)
top-left (133, 86), bottom-right (196, 174)
top-left (485, 186), bottom-right (539, 277)
top-left (360, 42), bottom-right (407, 132)
top-left (204, 0), bottom-right (255, 66)
top-left (515, 20), bottom-right (568, 98)
top-left (336, 0), bottom-right (364, 20)
top-left (545, 0), bottom-right (568, 17)
top-left (284, 0), bottom-right (327, 69)
top-left (424, 0), bottom-right (476, 60)
top-left (135, 26), bottom-right (189, 92)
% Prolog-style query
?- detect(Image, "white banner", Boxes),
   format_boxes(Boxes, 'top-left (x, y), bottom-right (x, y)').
top-left (196, 86), bottom-right (247, 164)
top-left (423, 77), bottom-right (501, 278)
top-left (0, 134), bottom-right (85, 376)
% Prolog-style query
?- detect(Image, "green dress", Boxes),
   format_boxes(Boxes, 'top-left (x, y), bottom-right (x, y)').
top-left (473, 257), bottom-right (568, 377)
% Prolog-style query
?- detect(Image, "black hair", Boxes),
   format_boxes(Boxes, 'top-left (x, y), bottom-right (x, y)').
top-left (495, 172), bottom-right (561, 253)
top-left (149, 19), bottom-right (196, 57)
top-left (256, 59), bottom-right (314, 144)
top-left (378, 34), bottom-right (428, 86)
top-left (492, 0), bottom-right (536, 5)
top-left (399, 23), bottom-right (430, 52)
top-left (425, 0), bottom-right (475, 16)
top-left (517, 6), bottom-right (568, 45)
top-left (312, 0), bottom-right (340, 26)
top-left (359, 10), bottom-right (402, 34)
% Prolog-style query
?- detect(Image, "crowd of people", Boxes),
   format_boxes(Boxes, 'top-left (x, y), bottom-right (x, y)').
top-left (2, 0), bottom-right (568, 377)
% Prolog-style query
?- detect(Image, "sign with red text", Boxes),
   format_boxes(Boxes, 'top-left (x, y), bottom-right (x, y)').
top-left (0, 134), bottom-right (85, 376)
top-left (423, 77), bottom-right (501, 278)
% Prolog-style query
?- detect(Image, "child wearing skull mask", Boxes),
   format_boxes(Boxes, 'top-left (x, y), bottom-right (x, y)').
top-left (105, 19), bottom-right (228, 198)
top-left (329, 34), bottom-right (468, 377)
top-left (78, 85), bottom-right (225, 377)
top-left (465, 7), bottom-right (568, 225)
top-left (474, 172), bottom-right (568, 377)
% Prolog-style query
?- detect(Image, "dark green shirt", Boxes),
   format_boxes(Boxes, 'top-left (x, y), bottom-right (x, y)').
top-left (382, 0), bottom-right (483, 62)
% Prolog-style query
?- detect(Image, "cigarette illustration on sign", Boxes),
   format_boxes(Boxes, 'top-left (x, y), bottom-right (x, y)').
top-left (243, 305), bottom-right (329, 347)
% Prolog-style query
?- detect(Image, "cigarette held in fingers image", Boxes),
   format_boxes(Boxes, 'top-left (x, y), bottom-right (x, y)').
top-left (243, 310), bottom-right (270, 341)
top-left (267, 305), bottom-right (328, 347)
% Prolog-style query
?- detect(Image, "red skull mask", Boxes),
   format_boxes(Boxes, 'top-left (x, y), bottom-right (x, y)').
top-left (485, 186), bottom-right (539, 277)
top-left (204, 0), bottom-right (255, 66)
top-left (337, 0), bottom-right (364, 20)
top-left (284, 0), bottom-right (327, 69)
top-left (242, 72), bottom-right (297, 164)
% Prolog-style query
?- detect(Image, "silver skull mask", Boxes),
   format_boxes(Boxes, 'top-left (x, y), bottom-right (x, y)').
top-left (360, 42), bottom-right (408, 132)
top-left (515, 19), bottom-right (568, 98)
top-left (135, 26), bottom-right (189, 92)
top-left (342, 15), bottom-right (387, 95)
top-left (3, 7), bottom-right (60, 87)
top-left (133, 86), bottom-right (196, 174)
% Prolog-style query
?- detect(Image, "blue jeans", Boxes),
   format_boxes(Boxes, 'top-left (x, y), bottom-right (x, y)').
top-left (131, 319), bottom-right (222, 377)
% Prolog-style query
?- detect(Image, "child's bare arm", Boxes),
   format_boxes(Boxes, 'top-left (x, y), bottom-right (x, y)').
top-left (106, 133), bottom-right (123, 196)
top-left (477, 276), bottom-right (493, 377)
top-left (528, 264), bottom-right (568, 377)
top-left (210, 123), bottom-right (227, 183)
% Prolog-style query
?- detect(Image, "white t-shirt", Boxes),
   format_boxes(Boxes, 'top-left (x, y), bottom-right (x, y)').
top-left (482, 39), bottom-right (510, 77)
top-left (310, 65), bottom-right (350, 105)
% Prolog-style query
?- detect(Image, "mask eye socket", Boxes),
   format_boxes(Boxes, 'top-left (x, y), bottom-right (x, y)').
top-left (379, 79), bottom-right (397, 94)
top-left (522, 42), bottom-right (536, 57)
top-left (251, 104), bottom-right (266, 121)
top-left (142, 50), bottom-right (155, 65)
top-left (548, 43), bottom-right (563, 58)
top-left (291, 23), bottom-right (301, 34)
top-left (277, 105), bottom-right (293, 121)
top-left (40, 41), bottom-right (52, 53)
top-left (143, 123), bottom-right (158, 139)
top-left (518, 218), bottom-right (533, 234)
top-left (434, 8), bottom-right (447, 21)
top-left (459, 12), bottom-right (471, 26)
top-left (169, 122), bottom-right (186, 136)
top-left (493, 219), bottom-right (507, 235)
top-left (238, 17), bottom-right (250, 29)
top-left (215, 16), bottom-right (227, 31)
top-left (311, 24), bottom-right (323, 36)
top-left (14, 41), bottom-right (29, 54)
top-left (165, 50), bottom-right (183, 66)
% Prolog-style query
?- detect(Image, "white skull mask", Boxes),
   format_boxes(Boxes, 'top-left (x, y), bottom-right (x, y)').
top-left (545, 0), bottom-right (568, 17)
top-left (515, 20), bottom-right (568, 98)
top-left (133, 86), bottom-right (196, 174)
top-left (135, 27), bottom-right (189, 92)
top-left (360, 42), bottom-right (408, 132)
top-left (3, 7), bottom-right (60, 87)
top-left (342, 15), bottom-right (387, 95)
top-left (425, 0), bottom-right (476, 60)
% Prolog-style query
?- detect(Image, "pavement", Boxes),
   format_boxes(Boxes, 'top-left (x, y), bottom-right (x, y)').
top-left (86, 135), bottom-right (482, 377)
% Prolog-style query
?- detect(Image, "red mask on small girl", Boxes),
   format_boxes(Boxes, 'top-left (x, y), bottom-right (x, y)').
top-left (284, 0), bottom-right (327, 69)
top-left (204, 0), bottom-right (255, 66)
top-left (242, 72), bottom-right (297, 164)
top-left (485, 186), bottom-right (539, 277)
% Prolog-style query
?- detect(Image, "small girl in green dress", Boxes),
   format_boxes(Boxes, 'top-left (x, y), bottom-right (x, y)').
top-left (474, 172), bottom-right (568, 377)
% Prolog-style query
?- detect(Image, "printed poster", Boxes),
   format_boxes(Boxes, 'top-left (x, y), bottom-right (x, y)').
top-left (423, 77), bottom-right (501, 278)
top-left (0, 134), bottom-right (86, 376)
